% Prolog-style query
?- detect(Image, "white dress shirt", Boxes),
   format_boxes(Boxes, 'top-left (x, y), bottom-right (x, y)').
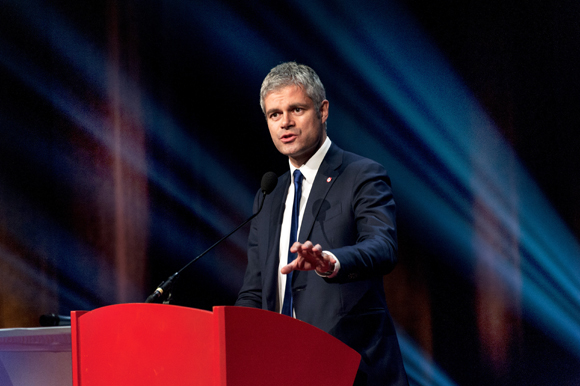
top-left (277, 137), bottom-right (340, 314)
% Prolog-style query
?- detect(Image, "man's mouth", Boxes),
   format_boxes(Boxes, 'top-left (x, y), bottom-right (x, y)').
top-left (280, 133), bottom-right (297, 143)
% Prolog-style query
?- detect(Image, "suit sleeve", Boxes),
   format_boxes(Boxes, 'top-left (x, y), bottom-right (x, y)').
top-left (234, 190), bottom-right (264, 308)
top-left (327, 160), bottom-right (398, 283)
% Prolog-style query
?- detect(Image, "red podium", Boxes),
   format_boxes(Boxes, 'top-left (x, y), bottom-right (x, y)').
top-left (71, 304), bottom-right (360, 386)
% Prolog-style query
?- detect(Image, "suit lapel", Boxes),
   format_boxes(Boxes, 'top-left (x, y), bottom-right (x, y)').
top-left (298, 144), bottom-right (343, 243)
top-left (263, 172), bottom-right (290, 311)
top-left (293, 144), bottom-right (343, 290)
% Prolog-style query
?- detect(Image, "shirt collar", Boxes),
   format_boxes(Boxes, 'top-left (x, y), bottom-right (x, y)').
top-left (289, 136), bottom-right (332, 184)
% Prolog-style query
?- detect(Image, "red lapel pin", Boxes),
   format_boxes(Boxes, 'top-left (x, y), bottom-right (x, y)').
top-left (327, 177), bottom-right (332, 183)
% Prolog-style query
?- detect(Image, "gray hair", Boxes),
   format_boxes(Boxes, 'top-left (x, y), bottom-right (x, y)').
top-left (259, 62), bottom-right (327, 116)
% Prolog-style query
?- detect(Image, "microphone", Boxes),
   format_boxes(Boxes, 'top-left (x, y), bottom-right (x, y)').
top-left (145, 172), bottom-right (278, 303)
top-left (39, 313), bottom-right (71, 326)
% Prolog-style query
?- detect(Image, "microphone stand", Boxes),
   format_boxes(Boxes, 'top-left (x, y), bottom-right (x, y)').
top-left (145, 188), bottom-right (270, 304)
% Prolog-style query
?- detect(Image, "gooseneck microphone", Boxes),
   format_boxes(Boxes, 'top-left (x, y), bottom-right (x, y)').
top-left (39, 313), bottom-right (71, 326)
top-left (145, 172), bottom-right (278, 304)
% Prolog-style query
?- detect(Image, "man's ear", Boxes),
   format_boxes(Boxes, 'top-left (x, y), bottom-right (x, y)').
top-left (319, 100), bottom-right (329, 124)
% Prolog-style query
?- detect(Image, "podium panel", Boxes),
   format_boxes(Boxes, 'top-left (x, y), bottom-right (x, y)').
top-left (72, 304), bottom-right (360, 386)
top-left (0, 327), bottom-right (72, 386)
top-left (215, 306), bottom-right (361, 386)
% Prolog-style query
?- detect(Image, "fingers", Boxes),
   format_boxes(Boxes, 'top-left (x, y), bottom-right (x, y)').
top-left (280, 262), bottom-right (294, 274)
top-left (290, 241), bottom-right (322, 256)
top-left (281, 241), bottom-right (325, 274)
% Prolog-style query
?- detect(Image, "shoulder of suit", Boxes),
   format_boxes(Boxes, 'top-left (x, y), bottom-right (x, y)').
top-left (337, 148), bottom-right (385, 170)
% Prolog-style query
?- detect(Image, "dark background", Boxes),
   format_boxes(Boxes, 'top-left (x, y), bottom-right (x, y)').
top-left (1, 1), bottom-right (579, 385)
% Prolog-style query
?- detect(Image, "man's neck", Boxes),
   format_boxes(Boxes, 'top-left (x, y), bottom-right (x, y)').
top-left (289, 136), bottom-right (332, 174)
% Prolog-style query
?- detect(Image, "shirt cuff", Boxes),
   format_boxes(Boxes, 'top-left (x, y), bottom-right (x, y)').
top-left (316, 251), bottom-right (340, 279)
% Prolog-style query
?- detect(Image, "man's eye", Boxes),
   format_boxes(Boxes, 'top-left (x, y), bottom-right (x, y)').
top-left (294, 108), bottom-right (303, 113)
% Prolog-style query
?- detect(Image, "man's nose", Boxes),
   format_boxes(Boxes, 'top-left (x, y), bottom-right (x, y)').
top-left (281, 112), bottom-right (294, 129)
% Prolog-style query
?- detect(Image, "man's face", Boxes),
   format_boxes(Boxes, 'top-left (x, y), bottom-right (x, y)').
top-left (264, 85), bottom-right (329, 168)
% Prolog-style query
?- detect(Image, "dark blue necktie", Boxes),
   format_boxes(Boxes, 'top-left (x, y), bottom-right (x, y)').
top-left (281, 169), bottom-right (303, 316)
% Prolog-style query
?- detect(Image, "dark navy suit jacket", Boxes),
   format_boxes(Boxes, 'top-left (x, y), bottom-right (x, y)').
top-left (236, 143), bottom-right (408, 386)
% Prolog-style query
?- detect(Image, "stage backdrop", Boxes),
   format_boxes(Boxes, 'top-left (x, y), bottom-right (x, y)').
top-left (1, 1), bottom-right (579, 385)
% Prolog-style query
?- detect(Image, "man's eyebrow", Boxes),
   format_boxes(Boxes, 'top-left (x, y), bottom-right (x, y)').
top-left (265, 108), bottom-right (280, 116)
top-left (266, 103), bottom-right (309, 116)
top-left (289, 103), bottom-right (309, 109)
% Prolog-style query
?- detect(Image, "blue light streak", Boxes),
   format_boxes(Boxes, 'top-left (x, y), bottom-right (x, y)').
top-left (2, 0), bottom-right (257, 240)
top-left (0, 125), bottom-right (125, 309)
top-left (1, 0), bottom-right (257, 303)
top-left (3, 0), bottom-right (579, 382)
top-left (0, 38), bottom-right (249, 290)
top-left (293, 0), bottom-right (580, 361)
top-left (397, 327), bottom-right (459, 386)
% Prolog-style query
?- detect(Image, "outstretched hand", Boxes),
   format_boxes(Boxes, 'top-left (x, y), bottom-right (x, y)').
top-left (281, 240), bottom-right (335, 275)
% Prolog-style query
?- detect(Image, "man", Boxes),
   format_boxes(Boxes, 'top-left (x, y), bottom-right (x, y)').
top-left (235, 62), bottom-right (408, 386)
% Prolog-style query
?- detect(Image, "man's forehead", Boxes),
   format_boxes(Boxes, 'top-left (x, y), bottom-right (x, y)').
top-left (264, 84), bottom-right (312, 105)
top-left (267, 83), bottom-right (302, 94)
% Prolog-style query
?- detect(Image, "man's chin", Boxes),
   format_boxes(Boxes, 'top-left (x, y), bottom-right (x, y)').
top-left (275, 143), bottom-right (298, 157)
